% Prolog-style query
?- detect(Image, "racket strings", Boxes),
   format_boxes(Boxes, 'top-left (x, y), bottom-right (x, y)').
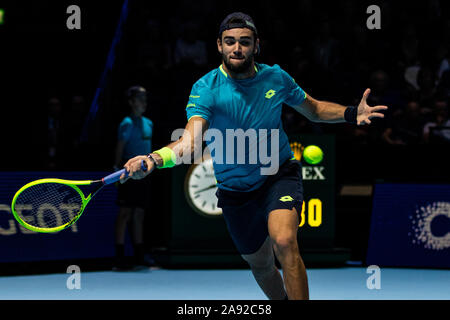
top-left (14, 183), bottom-right (83, 229)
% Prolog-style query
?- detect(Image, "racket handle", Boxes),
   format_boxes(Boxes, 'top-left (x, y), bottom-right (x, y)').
top-left (102, 160), bottom-right (148, 185)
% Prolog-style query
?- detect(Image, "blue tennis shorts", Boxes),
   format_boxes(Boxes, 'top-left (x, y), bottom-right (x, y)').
top-left (216, 159), bottom-right (304, 255)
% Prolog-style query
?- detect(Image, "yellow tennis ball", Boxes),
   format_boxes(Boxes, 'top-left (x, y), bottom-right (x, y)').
top-left (303, 145), bottom-right (323, 164)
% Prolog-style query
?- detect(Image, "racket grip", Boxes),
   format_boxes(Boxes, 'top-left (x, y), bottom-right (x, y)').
top-left (102, 160), bottom-right (148, 185)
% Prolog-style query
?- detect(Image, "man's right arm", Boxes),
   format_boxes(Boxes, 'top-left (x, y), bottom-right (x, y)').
top-left (151, 116), bottom-right (209, 166)
top-left (121, 116), bottom-right (209, 181)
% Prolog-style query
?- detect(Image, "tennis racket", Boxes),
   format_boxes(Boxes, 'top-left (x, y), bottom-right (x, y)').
top-left (11, 161), bottom-right (147, 233)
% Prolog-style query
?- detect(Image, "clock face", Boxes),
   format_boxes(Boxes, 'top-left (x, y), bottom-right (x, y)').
top-left (184, 158), bottom-right (222, 216)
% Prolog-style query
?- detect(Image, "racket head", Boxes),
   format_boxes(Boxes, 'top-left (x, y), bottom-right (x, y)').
top-left (11, 178), bottom-right (92, 233)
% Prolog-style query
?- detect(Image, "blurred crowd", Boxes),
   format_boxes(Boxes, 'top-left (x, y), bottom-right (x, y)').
top-left (124, 0), bottom-right (450, 145)
top-left (45, 0), bottom-right (450, 169)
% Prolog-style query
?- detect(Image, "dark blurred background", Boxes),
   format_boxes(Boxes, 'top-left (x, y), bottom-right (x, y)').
top-left (0, 0), bottom-right (449, 267)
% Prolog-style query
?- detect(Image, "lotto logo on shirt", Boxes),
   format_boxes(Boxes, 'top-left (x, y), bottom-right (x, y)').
top-left (265, 89), bottom-right (276, 99)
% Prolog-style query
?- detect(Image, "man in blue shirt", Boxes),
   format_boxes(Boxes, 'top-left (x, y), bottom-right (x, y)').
top-left (114, 86), bottom-right (154, 270)
top-left (185, 59), bottom-right (306, 191)
top-left (121, 13), bottom-right (387, 299)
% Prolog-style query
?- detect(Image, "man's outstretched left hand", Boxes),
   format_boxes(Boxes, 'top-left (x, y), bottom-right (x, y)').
top-left (357, 88), bottom-right (388, 125)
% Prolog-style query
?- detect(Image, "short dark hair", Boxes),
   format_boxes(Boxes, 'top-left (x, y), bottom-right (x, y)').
top-left (218, 12), bottom-right (258, 40)
top-left (126, 86), bottom-right (146, 99)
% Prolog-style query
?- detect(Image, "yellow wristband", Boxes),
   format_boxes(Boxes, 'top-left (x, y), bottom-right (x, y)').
top-left (153, 147), bottom-right (177, 168)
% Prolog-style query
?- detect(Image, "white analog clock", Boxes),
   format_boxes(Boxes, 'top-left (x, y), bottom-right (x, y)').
top-left (184, 158), bottom-right (222, 216)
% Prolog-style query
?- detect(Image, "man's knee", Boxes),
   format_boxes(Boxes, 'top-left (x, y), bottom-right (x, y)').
top-left (242, 253), bottom-right (274, 270)
top-left (117, 207), bottom-right (133, 220)
top-left (272, 234), bottom-right (298, 255)
top-left (132, 207), bottom-right (145, 220)
top-left (268, 208), bottom-right (299, 255)
top-left (241, 237), bottom-right (275, 270)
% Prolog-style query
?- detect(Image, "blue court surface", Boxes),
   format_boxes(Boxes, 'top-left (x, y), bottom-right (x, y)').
top-left (0, 267), bottom-right (449, 300)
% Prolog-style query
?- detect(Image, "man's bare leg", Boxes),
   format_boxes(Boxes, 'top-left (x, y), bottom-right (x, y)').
top-left (268, 208), bottom-right (309, 300)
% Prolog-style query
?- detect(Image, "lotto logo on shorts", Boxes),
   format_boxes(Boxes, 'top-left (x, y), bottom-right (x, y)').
top-left (279, 195), bottom-right (294, 202)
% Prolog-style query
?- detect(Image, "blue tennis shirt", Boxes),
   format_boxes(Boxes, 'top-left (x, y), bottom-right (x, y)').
top-left (186, 63), bottom-right (306, 192)
top-left (118, 116), bottom-right (153, 160)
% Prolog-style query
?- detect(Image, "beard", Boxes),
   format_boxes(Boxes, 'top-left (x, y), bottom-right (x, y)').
top-left (222, 52), bottom-right (254, 74)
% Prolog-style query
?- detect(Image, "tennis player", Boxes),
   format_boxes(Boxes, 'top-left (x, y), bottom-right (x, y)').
top-left (121, 12), bottom-right (388, 300)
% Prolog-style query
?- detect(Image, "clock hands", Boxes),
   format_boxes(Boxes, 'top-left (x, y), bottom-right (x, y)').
top-left (193, 184), bottom-right (217, 195)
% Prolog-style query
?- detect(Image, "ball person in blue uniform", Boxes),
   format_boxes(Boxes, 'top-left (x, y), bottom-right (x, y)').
top-left (114, 86), bottom-right (154, 269)
top-left (121, 13), bottom-right (387, 299)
